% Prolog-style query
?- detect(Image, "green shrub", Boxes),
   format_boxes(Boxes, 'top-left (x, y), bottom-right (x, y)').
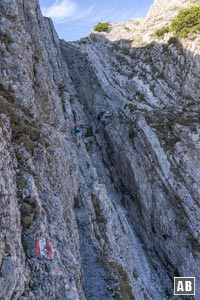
top-left (21, 215), bottom-right (33, 227)
top-left (94, 22), bottom-right (110, 32)
top-left (84, 126), bottom-right (93, 137)
top-left (33, 205), bottom-right (41, 215)
top-left (155, 6), bottom-right (200, 38)
top-left (171, 6), bottom-right (200, 37)
top-left (20, 203), bottom-right (32, 216)
top-left (16, 176), bottom-right (27, 189)
top-left (155, 26), bottom-right (170, 37)
top-left (26, 197), bottom-right (36, 204)
top-left (129, 127), bottom-right (135, 139)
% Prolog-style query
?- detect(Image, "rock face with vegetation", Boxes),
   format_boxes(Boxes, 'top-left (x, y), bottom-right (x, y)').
top-left (0, 0), bottom-right (200, 299)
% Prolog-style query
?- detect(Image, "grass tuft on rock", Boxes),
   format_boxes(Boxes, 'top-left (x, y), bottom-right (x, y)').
top-left (100, 258), bottom-right (135, 300)
top-left (167, 36), bottom-right (179, 45)
top-left (155, 26), bottom-right (170, 37)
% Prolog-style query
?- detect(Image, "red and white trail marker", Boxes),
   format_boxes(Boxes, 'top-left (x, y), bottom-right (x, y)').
top-left (35, 237), bottom-right (53, 260)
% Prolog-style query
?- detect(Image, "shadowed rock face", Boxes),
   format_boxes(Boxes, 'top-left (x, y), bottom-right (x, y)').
top-left (0, 0), bottom-right (200, 299)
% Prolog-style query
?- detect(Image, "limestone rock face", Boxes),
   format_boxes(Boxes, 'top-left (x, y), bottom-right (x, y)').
top-left (0, 1), bottom-right (83, 299)
top-left (0, 0), bottom-right (200, 299)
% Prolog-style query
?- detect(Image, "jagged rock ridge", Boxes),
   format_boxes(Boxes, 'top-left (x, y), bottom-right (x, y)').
top-left (0, 0), bottom-right (200, 299)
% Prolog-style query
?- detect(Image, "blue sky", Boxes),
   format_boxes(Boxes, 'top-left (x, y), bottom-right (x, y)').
top-left (39, 0), bottom-right (154, 41)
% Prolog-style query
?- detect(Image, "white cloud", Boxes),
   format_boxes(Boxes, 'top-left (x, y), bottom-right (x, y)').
top-left (41, 0), bottom-right (77, 21)
top-left (56, 4), bottom-right (96, 24)
top-left (41, 0), bottom-right (138, 25)
top-left (81, 7), bottom-right (136, 24)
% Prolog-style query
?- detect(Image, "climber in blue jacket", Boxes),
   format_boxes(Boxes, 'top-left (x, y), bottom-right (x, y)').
top-left (74, 124), bottom-right (82, 146)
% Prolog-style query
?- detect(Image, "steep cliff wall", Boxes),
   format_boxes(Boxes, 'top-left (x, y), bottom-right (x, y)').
top-left (0, 0), bottom-right (200, 300)
top-left (0, 1), bottom-right (83, 299)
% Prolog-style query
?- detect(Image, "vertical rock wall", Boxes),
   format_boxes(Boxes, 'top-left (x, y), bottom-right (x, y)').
top-left (0, 1), bottom-right (84, 299)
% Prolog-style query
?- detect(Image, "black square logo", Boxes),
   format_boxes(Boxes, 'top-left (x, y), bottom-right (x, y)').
top-left (174, 277), bottom-right (195, 295)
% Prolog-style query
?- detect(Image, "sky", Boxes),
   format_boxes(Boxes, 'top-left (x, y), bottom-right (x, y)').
top-left (39, 0), bottom-right (154, 41)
